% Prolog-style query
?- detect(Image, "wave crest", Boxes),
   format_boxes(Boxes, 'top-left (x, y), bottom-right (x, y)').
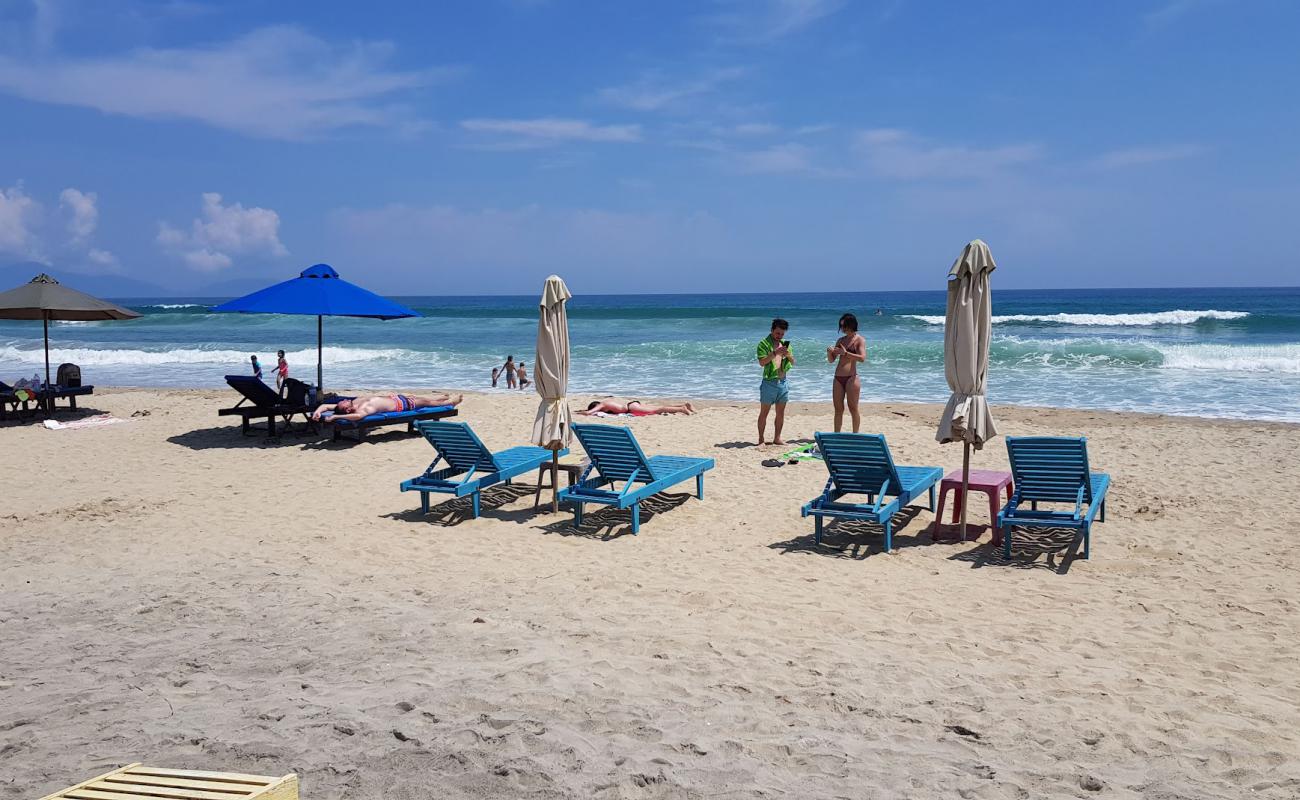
top-left (903, 309), bottom-right (1250, 326)
top-left (0, 345), bottom-right (415, 367)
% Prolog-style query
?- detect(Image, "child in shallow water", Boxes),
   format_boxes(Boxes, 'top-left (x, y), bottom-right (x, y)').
top-left (275, 350), bottom-right (289, 394)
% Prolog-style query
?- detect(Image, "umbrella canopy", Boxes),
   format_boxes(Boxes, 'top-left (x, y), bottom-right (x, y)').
top-left (937, 240), bottom-right (998, 449)
top-left (212, 264), bottom-right (418, 393)
top-left (531, 275), bottom-right (572, 450)
top-left (0, 274), bottom-right (141, 403)
top-left (0, 273), bottom-right (141, 321)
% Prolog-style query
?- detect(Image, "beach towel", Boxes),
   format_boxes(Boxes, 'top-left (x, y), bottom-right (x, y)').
top-left (43, 414), bottom-right (127, 430)
top-left (781, 442), bottom-right (822, 462)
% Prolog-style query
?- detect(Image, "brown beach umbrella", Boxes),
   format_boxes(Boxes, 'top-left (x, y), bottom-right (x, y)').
top-left (531, 275), bottom-right (573, 512)
top-left (0, 273), bottom-right (141, 410)
top-left (935, 240), bottom-right (999, 540)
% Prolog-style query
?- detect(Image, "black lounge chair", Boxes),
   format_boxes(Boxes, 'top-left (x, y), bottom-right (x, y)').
top-left (218, 375), bottom-right (314, 437)
top-left (1, 381), bottom-right (93, 420)
top-left (44, 384), bottom-right (94, 411)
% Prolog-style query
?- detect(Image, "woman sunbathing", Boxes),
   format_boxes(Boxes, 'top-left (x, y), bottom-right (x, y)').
top-left (312, 392), bottom-right (463, 421)
top-left (577, 398), bottom-right (695, 416)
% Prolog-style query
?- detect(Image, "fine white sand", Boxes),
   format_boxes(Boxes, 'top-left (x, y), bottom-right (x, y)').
top-left (3, 388), bottom-right (1299, 799)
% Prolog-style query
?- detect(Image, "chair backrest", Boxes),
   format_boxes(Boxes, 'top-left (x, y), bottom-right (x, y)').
top-left (283, 377), bottom-right (311, 407)
top-left (572, 423), bottom-right (656, 483)
top-left (224, 375), bottom-right (281, 408)
top-left (415, 421), bottom-right (500, 473)
top-left (1006, 436), bottom-right (1094, 503)
top-left (814, 432), bottom-right (901, 496)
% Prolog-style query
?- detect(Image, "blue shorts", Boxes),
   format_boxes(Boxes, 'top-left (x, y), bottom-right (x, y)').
top-left (760, 378), bottom-right (789, 405)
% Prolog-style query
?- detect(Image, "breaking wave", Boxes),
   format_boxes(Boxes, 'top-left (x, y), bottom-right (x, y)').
top-left (903, 309), bottom-right (1250, 326)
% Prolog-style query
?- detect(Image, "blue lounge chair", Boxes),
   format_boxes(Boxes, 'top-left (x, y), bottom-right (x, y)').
top-left (998, 436), bottom-right (1110, 560)
top-left (326, 398), bottom-right (458, 442)
top-left (558, 423), bottom-right (714, 534)
top-left (400, 421), bottom-right (565, 518)
top-left (800, 432), bottom-right (943, 552)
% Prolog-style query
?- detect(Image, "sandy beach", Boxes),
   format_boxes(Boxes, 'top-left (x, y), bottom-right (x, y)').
top-left (3, 388), bottom-right (1299, 799)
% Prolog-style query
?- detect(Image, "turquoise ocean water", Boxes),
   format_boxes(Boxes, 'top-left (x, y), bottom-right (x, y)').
top-left (2, 287), bottom-right (1298, 422)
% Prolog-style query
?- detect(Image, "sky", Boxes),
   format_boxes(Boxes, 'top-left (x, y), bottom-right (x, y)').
top-left (0, 0), bottom-right (1297, 295)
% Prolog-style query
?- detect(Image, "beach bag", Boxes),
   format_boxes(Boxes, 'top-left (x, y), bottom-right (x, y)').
top-left (284, 378), bottom-right (313, 407)
top-left (57, 363), bottom-right (81, 387)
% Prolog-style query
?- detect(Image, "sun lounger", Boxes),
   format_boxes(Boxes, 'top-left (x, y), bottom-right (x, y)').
top-left (42, 384), bottom-right (94, 411)
top-left (326, 399), bottom-right (458, 442)
top-left (400, 420), bottom-right (563, 517)
top-left (998, 436), bottom-right (1110, 560)
top-left (0, 381), bottom-right (36, 421)
top-left (38, 763), bottom-right (298, 800)
top-left (558, 423), bottom-right (714, 534)
top-left (217, 375), bottom-right (312, 436)
top-left (800, 432), bottom-right (942, 551)
top-left (0, 382), bottom-right (92, 420)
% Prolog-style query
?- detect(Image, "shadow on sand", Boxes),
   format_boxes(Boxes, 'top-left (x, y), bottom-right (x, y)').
top-left (768, 507), bottom-right (930, 560)
top-left (533, 492), bottom-right (694, 540)
top-left (383, 483), bottom-right (538, 527)
top-left (167, 422), bottom-right (425, 451)
top-left (947, 526), bottom-right (1084, 574)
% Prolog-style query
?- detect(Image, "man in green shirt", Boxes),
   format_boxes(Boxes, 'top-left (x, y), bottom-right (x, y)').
top-left (756, 317), bottom-right (794, 445)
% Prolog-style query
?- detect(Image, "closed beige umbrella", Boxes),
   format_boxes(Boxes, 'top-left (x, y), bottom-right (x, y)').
top-left (936, 240), bottom-right (998, 540)
top-left (532, 275), bottom-right (573, 512)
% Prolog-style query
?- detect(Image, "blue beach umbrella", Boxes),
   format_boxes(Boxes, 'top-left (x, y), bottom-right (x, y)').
top-left (212, 263), bottom-right (418, 394)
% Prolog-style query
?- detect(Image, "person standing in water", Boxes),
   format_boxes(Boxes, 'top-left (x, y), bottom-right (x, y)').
top-left (275, 349), bottom-right (289, 395)
top-left (826, 313), bottom-right (865, 433)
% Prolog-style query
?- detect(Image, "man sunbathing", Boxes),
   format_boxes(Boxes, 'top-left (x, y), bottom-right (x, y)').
top-left (577, 398), bottom-right (695, 416)
top-left (312, 392), bottom-right (463, 422)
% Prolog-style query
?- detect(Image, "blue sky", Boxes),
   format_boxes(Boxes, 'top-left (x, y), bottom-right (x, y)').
top-left (0, 0), bottom-right (1297, 295)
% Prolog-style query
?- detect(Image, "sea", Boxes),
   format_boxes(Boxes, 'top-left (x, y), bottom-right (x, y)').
top-left (3, 287), bottom-right (1299, 423)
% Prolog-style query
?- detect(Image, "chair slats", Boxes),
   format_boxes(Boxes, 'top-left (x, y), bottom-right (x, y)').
top-left (416, 421), bottom-right (499, 473)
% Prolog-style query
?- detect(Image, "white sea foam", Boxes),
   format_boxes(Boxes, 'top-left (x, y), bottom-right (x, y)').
top-left (149, 303), bottom-right (207, 310)
top-left (1155, 343), bottom-right (1300, 373)
top-left (0, 345), bottom-right (415, 367)
top-left (903, 309), bottom-right (1250, 326)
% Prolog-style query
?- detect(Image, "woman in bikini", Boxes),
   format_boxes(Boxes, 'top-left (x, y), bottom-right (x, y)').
top-left (826, 312), bottom-right (866, 433)
top-left (576, 398), bottom-right (695, 416)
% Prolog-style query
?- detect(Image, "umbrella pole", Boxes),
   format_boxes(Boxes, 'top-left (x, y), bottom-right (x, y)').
top-left (317, 314), bottom-right (324, 397)
top-left (959, 440), bottom-right (971, 540)
top-left (43, 313), bottom-right (52, 415)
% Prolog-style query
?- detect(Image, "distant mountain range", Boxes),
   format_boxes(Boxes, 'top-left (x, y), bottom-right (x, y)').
top-left (0, 262), bottom-right (273, 299)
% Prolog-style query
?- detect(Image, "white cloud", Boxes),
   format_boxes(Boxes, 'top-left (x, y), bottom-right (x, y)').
top-left (1090, 144), bottom-right (1207, 170)
top-left (460, 117), bottom-right (642, 147)
top-left (1144, 0), bottom-right (1219, 28)
top-left (706, 0), bottom-right (846, 44)
top-left (856, 128), bottom-right (1044, 180)
top-left (86, 247), bottom-right (118, 268)
top-left (0, 25), bottom-right (453, 140)
top-left (726, 142), bottom-right (841, 176)
top-left (597, 67), bottom-right (748, 112)
top-left (0, 183), bottom-right (45, 260)
top-left (59, 187), bottom-right (97, 244)
top-left (157, 192), bottom-right (288, 272)
top-left (0, 182), bottom-right (115, 267)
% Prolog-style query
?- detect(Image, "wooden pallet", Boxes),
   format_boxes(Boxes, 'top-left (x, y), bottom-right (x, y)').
top-left (37, 764), bottom-right (298, 800)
